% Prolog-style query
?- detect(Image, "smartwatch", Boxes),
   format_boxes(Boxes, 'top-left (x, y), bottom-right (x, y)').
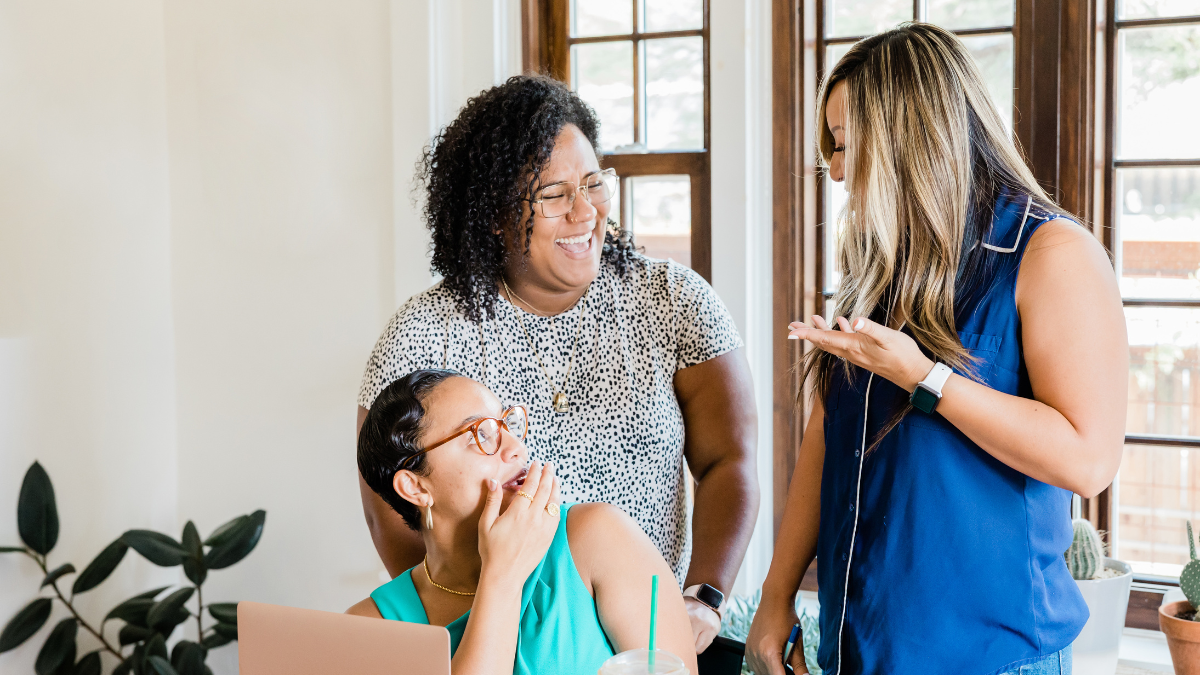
top-left (682, 584), bottom-right (725, 619)
top-left (910, 362), bottom-right (953, 414)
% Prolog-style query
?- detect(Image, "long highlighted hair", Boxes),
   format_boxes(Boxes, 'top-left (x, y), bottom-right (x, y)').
top-left (805, 23), bottom-right (1067, 444)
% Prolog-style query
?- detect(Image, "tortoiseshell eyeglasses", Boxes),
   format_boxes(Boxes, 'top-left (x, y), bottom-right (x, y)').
top-left (403, 405), bottom-right (529, 468)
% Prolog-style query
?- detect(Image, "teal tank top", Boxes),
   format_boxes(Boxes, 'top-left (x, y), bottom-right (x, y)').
top-left (370, 503), bottom-right (616, 674)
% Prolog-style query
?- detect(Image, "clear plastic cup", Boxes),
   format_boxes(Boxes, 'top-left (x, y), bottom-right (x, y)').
top-left (597, 648), bottom-right (687, 675)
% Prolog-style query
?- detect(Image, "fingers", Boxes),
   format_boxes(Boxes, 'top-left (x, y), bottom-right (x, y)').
top-left (811, 314), bottom-right (831, 330)
top-left (517, 460), bottom-right (543, 508)
top-left (788, 638), bottom-right (809, 674)
top-left (531, 462), bottom-right (556, 511)
top-left (479, 478), bottom-right (501, 529)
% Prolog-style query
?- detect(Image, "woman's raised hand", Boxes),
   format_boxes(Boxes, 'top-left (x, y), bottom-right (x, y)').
top-left (745, 594), bottom-right (807, 675)
top-left (477, 460), bottom-right (562, 587)
top-left (788, 314), bottom-right (934, 392)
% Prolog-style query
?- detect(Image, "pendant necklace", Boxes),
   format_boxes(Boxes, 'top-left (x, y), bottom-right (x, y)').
top-left (502, 278), bottom-right (588, 414)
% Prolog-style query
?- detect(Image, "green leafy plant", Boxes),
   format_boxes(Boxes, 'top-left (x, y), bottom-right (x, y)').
top-left (1, 462), bottom-right (266, 674)
top-left (1183, 521), bottom-right (1199, 620)
top-left (1065, 518), bottom-right (1105, 581)
top-left (719, 589), bottom-right (822, 675)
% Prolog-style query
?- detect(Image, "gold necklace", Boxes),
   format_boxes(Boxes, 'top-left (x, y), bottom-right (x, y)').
top-left (502, 278), bottom-right (588, 414)
top-left (422, 556), bottom-right (476, 596)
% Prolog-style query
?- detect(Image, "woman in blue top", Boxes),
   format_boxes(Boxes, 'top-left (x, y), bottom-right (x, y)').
top-left (347, 369), bottom-right (699, 675)
top-left (746, 23), bottom-right (1127, 675)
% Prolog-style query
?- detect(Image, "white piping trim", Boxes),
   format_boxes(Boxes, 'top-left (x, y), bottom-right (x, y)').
top-left (981, 196), bottom-right (1033, 254)
top-left (834, 371), bottom-right (873, 675)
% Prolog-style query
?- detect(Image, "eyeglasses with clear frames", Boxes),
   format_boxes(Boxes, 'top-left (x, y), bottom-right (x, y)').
top-left (526, 169), bottom-right (618, 219)
top-left (402, 405), bottom-right (529, 468)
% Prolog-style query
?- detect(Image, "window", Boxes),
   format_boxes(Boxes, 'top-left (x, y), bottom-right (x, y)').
top-left (819, 1), bottom-right (1016, 296)
top-left (523, 0), bottom-right (712, 279)
top-left (1104, 0), bottom-right (1200, 580)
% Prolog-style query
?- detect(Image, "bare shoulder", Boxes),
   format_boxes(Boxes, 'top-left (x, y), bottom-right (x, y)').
top-left (566, 503), bottom-right (643, 549)
top-left (345, 597), bottom-right (383, 619)
top-left (1017, 218), bottom-right (1117, 306)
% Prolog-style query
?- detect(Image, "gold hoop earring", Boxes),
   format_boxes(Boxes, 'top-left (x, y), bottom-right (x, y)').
top-left (423, 504), bottom-right (434, 531)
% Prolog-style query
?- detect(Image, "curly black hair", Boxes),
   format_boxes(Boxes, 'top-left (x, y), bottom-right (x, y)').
top-left (418, 74), bottom-right (635, 323)
top-left (357, 368), bottom-right (459, 531)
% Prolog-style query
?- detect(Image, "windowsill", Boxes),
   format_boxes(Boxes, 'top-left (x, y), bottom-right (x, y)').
top-left (1118, 627), bottom-right (1173, 673)
top-left (797, 592), bottom-right (1177, 672)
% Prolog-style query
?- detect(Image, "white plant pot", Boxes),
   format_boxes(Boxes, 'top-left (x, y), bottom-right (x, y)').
top-left (1071, 558), bottom-right (1133, 675)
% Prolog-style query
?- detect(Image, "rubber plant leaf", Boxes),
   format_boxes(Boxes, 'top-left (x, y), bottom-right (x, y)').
top-left (181, 522), bottom-right (206, 586)
top-left (72, 651), bottom-right (102, 675)
top-left (0, 597), bottom-right (53, 653)
top-left (73, 540), bottom-right (128, 594)
top-left (120, 531), bottom-right (186, 567)
top-left (33, 618), bottom-right (76, 675)
top-left (204, 510), bottom-right (266, 570)
top-left (146, 588), bottom-right (194, 630)
top-left (206, 603), bottom-right (238, 625)
top-left (17, 462), bottom-right (59, 555)
top-left (40, 563), bottom-right (76, 588)
top-left (146, 655), bottom-right (179, 675)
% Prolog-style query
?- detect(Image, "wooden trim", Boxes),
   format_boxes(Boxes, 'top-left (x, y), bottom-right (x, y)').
top-left (601, 151), bottom-right (707, 176)
top-left (1122, 298), bottom-right (1200, 308)
top-left (1114, 158), bottom-right (1200, 168)
top-left (1115, 13), bottom-right (1200, 29)
top-left (1127, 588), bottom-right (1169, 630)
top-left (569, 29), bottom-right (705, 45)
top-left (771, 0), bottom-right (810, 536)
top-left (1124, 434), bottom-right (1200, 447)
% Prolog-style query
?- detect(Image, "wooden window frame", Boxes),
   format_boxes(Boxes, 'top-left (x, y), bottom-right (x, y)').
top-left (522, 0), bottom-right (713, 281)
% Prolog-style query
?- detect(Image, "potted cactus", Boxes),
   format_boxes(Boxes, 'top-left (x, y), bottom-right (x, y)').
top-left (1160, 521), bottom-right (1200, 675)
top-left (1067, 518), bottom-right (1133, 675)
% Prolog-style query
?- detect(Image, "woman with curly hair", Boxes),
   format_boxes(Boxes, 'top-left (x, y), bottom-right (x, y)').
top-left (355, 75), bottom-right (758, 653)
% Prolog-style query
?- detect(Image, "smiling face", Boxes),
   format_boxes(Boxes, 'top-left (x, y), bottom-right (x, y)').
top-left (506, 123), bottom-right (610, 294)
top-left (825, 81), bottom-right (848, 183)
top-left (392, 377), bottom-right (529, 526)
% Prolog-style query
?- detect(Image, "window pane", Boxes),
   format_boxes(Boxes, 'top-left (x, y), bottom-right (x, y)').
top-left (1113, 443), bottom-right (1199, 577)
top-left (572, 42), bottom-right (635, 151)
top-left (1126, 306), bottom-right (1200, 438)
top-left (825, 0), bottom-right (911, 38)
top-left (1117, 25), bottom-right (1200, 160)
top-left (642, 0), bottom-right (703, 32)
top-left (926, 0), bottom-right (1014, 29)
top-left (643, 37), bottom-right (704, 150)
top-left (1118, 0), bottom-right (1200, 20)
top-left (630, 175), bottom-right (691, 266)
top-left (960, 33), bottom-right (1014, 132)
top-left (1117, 167), bottom-right (1200, 300)
top-left (824, 175), bottom-right (849, 295)
top-left (825, 42), bottom-right (853, 75)
top-left (573, 0), bottom-right (633, 37)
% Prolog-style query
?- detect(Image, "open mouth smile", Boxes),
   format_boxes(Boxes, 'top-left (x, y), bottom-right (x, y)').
top-left (501, 468), bottom-right (528, 492)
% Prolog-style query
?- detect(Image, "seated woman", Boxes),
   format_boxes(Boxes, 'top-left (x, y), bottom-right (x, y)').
top-left (347, 369), bottom-right (699, 675)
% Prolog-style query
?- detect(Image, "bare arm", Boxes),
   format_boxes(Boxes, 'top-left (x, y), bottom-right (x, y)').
top-left (787, 220), bottom-right (1128, 498)
top-left (936, 220), bottom-right (1128, 496)
top-left (744, 398), bottom-right (825, 675)
top-left (358, 405), bottom-right (426, 577)
top-left (570, 503), bottom-right (701, 674)
top-left (674, 349), bottom-right (759, 586)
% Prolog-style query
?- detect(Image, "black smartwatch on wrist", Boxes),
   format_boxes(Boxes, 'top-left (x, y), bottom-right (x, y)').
top-left (910, 363), bottom-right (953, 413)
top-left (682, 584), bottom-right (725, 619)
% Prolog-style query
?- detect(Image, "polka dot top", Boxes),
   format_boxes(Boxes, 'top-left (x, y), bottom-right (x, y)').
top-left (357, 254), bottom-right (743, 581)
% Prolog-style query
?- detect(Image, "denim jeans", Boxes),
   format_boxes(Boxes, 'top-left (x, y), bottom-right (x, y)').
top-left (996, 646), bottom-right (1072, 675)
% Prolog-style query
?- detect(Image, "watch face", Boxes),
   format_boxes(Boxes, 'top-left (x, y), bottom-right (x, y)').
top-left (911, 386), bottom-right (939, 414)
top-left (696, 584), bottom-right (723, 609)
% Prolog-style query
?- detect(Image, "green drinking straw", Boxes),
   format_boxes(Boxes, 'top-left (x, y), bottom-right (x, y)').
top-left (648, 574), bottom-right (659, 671)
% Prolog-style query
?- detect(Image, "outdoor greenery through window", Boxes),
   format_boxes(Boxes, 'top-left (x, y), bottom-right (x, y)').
top-left (1109, 0), bottom-right (1200, 578)
top-left (566, 0), bottom-right (707, 270)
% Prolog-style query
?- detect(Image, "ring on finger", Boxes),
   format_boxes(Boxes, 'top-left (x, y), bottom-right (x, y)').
top-left (545, 502), bottom-right (560, 518)
top-left (515, 491), bottom-right (534, 504)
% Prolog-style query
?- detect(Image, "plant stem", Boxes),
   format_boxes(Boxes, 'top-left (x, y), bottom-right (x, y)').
top-left (195, 583), bottom-right (205, 640)
top-left (26, 550), bottom-right (124, 660)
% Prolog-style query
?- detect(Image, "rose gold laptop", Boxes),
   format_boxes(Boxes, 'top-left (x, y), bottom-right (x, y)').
top-left (238, 601), bottom-right (451, 675)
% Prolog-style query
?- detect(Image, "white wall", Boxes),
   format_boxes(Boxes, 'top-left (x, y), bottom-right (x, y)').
top-left (0, 1), bottom-right (771, 672)
top-left (0, 0), bottom-right (181, 671)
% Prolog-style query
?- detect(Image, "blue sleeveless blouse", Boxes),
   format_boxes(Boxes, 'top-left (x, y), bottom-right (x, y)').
top-left (816, 191), bottom-right (1089, 675)
top-left (369, 504), bottom-right (616, 675)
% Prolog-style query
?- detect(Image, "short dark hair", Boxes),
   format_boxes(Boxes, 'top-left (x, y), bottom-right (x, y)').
top-left (357, 369), bottom-right (459, 531)
top-left (420, 74), bottom-right (635, 323)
